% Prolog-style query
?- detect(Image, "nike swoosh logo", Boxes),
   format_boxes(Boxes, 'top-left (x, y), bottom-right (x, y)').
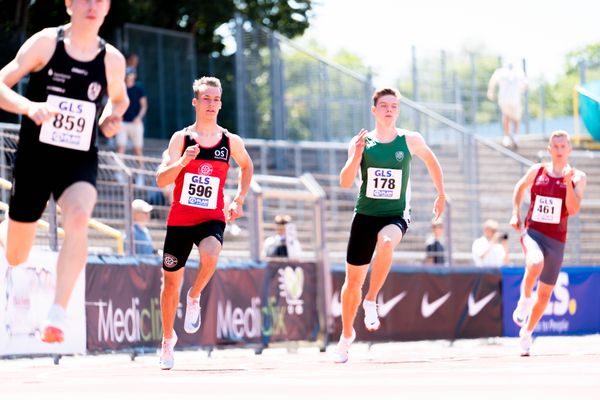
top-left (377, 291), bottom-right (407, 317)
top-left (467, 291), bottom-right (496, 317)
top-left (331, 291), bottom-right (342, 318)
top-left (421, 292), bottom-right (451, 318)
top-left (190, 314), bottom-right (201, 329)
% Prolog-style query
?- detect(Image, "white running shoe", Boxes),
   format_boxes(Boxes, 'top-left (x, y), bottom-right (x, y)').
top-left (332, 329), bottom-right (356, 364)
top-left (512, 296), bottom-right (534, 327)
top-left (159, 331), bottom-right (178, 370)
top-left (519, 327), bottom-right (533, 357)
top-left (184, 289), bottom-right (201, 334)
top-left (363, 299), bottom-right (380, 331)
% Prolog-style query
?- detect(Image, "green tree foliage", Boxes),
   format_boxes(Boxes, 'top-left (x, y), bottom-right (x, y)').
top-left (565, 43), bottom-right (600, 75)
top-left (9, 0), bottom-right (312, 54)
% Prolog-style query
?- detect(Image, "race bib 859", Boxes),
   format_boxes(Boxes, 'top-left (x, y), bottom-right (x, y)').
top-left (39, 95), bottom-right (95, 151)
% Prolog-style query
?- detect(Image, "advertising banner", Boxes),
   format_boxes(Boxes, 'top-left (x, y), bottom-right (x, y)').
top-left (86, 260), bottom-right (319, 352)
top-left (330, 267), bottom-right (502, 341)
top-left (262, 262), bottom-right (318, 343)
top-left (85, 261), bottom-right (214, 351)
top-left (0, 248), bottom-right (86, 356)
top-left (212, 262), bottom-right (318, 346)
top-left (502, 267), bottom-right (600, 336)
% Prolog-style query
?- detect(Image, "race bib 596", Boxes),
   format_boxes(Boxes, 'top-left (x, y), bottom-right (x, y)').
top-left (179, 173), bottom-right (220, 209)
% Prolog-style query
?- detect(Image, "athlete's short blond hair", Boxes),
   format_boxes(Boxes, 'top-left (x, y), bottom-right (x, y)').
top-left (193, 76), bottom-right (222, 97)
top-left (549, 130), bottom-right (570, 144)
top-left (372, 88), bottom-right (400, 106)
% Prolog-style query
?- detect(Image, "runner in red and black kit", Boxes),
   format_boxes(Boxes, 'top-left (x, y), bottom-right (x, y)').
top-left (162, 129), bottom-right (231, 270)
top-left (510, 130), bottom-right (587, 356)
top-left (0, 0), bottom-right (129, 344)
top-left (156, 76), bottom-right (253, 370)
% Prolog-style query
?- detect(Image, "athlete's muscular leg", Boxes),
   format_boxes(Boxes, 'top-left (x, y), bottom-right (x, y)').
top-left (522, 261), bottom-right (543, 298)
top-left (189, 236), bottom-right (222, 298)
top-left (521, 236), bottom-right (544, 298)
top-left (1, 219), bottom-right (37, 266)
top-left (161, 268), bottom-right (184, 340)
top-left (55, 182), bottom-right (97, 308)
top-left (364, 224), bottom-right (403, 302)
top-left (340, 264), bottom-right (368, 338)
top-left (526, 282), bottom-right (554, 331)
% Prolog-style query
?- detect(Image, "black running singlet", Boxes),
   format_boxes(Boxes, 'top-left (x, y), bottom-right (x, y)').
top-left (19, 26), bottom-right (108, 153)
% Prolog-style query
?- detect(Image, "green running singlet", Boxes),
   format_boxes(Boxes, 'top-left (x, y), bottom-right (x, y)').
top-left (355, 132), bottom-right (412, 219)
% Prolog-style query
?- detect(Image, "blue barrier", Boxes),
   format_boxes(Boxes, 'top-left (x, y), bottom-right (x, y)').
top-left (580, 81), bottom-right (600, 141)
top-left (502, 266), bottom-right (600, 336)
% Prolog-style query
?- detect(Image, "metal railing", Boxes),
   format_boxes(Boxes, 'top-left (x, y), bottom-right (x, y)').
top-left (0, 173), bottom-right (125, 255)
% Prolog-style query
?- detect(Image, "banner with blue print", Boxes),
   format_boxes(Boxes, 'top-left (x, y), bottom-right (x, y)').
top-left (502, 267), bottom-right (600, 336)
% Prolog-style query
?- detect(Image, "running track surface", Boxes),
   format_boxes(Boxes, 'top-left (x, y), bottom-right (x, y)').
top-left (1, 336), bottom-right (599, 400)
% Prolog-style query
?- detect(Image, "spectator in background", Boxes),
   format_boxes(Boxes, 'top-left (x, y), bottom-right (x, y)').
top-left (126, 52), bottom-right (139, 73)
top-left (116, 67), bottom-right (147, 186)
top-left (424, 219), bottom-right (445, 265)
top-left (263, 214), bottom-right (302, 259)
top-left (487, 59), bottom-right (528, 149)
top-left (472, 219), bottom-right (509, 267)
top-left (131, 199), bottom-right (156, 255)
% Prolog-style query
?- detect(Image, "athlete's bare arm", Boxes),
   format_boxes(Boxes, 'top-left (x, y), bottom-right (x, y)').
top-left (0, 28), bottom-right (59, 124)
top-left (406, 131), bottom-right (446, 221)
top-left (564, 168), bottom-right (587, 216)
top-left (339, 129), bottom-right (368, 188)
top-left (227, 132), bottom-right (254, 221)
top-left (156, 130), bottom-right (199, 188)
top-left (510, 163), bottom-right (541, 230)
top-left (99, 45), bottom-right (129, 138)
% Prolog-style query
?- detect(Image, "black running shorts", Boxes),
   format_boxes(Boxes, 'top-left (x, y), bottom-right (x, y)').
top-left (8, 150), bottom-right (98, 222)
top-left (346, 213), bottom-right (409, 266)
top-left (162, 220), bottom-right (226, 272)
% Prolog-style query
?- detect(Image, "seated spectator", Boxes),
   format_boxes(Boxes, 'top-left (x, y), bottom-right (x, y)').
top-left (263, 214), bottom-right (302, 259)
top-left (132, 199), bottom-right (156, 255)
top-left (424, 219), bottom-right (445, 265)
top-left (472, 219), bottom-right (509, 267)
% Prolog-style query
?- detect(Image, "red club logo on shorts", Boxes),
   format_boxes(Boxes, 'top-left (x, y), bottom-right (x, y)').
top-left (163, 253), bottom-right (178, 268)
top-left (199, 163), bottom-right (213, 175)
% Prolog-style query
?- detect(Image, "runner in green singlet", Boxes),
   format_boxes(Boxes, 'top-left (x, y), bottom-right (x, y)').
top-left (333, 88), bottom-right (446, 363)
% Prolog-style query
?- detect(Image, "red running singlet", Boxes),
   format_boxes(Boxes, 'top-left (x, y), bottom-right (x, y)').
top-left (525, 165), bottom-right (571, 242)
top-left (167, 129), bottom-right (231, 226)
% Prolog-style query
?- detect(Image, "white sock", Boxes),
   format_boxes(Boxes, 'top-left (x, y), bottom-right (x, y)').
top-left (47, 304), bottom-right (67, 321)
top-left (163, 330), bottom-right (177, 343)
top-left (187, 288), bottom-right (200, 301)
top-left (363, 299), bottom-right (376, 308)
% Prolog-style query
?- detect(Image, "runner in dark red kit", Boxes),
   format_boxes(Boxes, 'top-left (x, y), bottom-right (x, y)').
top-left (510, 130), bottom-right (587, 356)
top-left (156, 76), bottom-right (253, 370)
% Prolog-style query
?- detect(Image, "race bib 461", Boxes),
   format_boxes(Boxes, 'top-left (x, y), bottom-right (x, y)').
top-left (531, 195), bottom-right (562, 224)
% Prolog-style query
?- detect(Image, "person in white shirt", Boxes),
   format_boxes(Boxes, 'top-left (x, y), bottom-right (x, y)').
top-left (487, 59), bottom-right (528, 148)
top-left (263, 214), bottom-right (302, 259)
top-left (472, 219), bottom-right (509, 267)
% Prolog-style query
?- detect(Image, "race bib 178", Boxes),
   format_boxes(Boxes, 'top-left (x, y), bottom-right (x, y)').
top-left (366, 168), bottom-right (402, 200)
